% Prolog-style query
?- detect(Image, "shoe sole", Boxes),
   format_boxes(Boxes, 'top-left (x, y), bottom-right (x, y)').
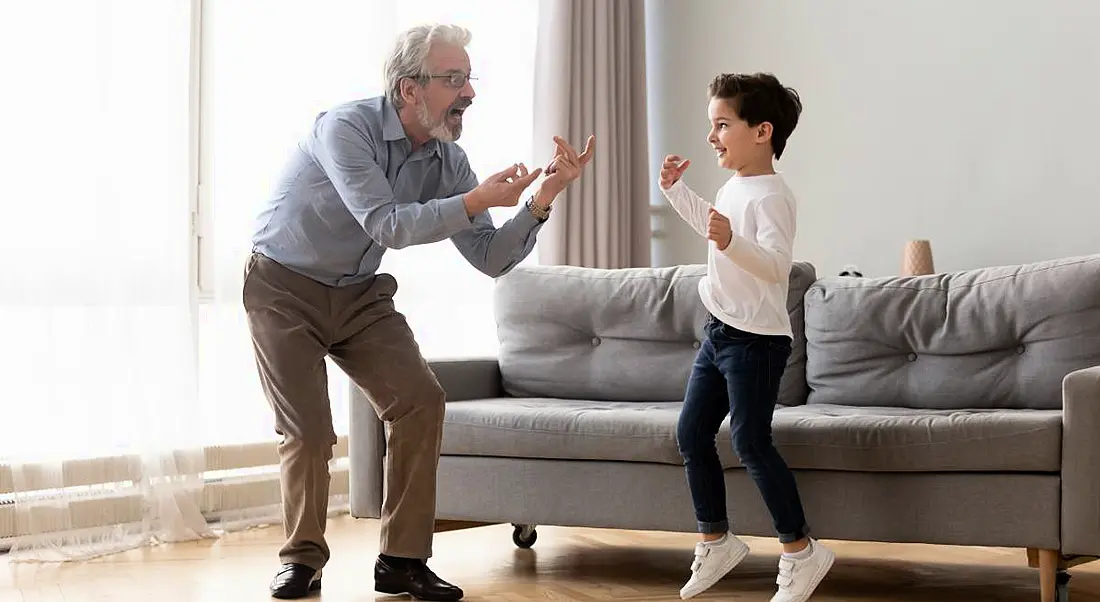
top-left (778, 549), bottom-right (835, 602)
top-left (374, 581), bottom-right (462, 601)
top-left (270, 578), bottom-right (321, 599)
top-left (680, 543), bottom-right (751, 600)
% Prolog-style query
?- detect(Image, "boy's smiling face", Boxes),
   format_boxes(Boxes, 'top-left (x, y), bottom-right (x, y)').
top-left (706, 96), bottom-right (773, 173)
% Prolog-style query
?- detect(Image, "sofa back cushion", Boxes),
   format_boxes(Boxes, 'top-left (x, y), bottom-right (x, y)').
top-left (804, 254), bottom-right (1100, 410)
top-left (494, 261), bottom-right (817, 404)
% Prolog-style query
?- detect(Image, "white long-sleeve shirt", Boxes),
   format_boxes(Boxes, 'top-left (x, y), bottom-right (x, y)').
top-left (661, 173), bottom-right (797, 337)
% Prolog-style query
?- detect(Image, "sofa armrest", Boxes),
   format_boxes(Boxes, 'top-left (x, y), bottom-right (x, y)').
top-left (348, 358), bottom-right (503, 519)
top-left (348, 382), bottom-right (385, 519)
top-left (429, 357), bottom-right (504, 402)
top-left (1062, 365), bottom-right (1100, 555)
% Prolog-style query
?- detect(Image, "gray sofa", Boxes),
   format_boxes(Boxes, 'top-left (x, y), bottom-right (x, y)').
top-left (350, 253), bottom-right (1100, 601)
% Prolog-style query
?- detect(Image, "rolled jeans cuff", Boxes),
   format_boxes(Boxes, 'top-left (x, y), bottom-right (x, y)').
top-left (777, 525), bottom-right (811, 544)
top-left (697, 519), bottom-right (729, 535)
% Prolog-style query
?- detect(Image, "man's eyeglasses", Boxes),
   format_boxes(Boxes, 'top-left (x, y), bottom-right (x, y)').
top-left (425, 71), bottom-right (477, 89)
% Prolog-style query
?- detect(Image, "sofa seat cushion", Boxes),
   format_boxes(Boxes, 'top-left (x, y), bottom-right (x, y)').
top-left (441, 399), bottom-right (1062, 473)
top-left (771, 404), bottom-right (1061, 472)
top-left (444, 398), bottom-right (686, 466)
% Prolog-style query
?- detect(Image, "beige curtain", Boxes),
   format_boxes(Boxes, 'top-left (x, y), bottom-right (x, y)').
top-left (533, 0), bottom-right (651, 268)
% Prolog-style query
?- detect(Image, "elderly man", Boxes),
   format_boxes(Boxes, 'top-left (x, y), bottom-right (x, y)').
top-left (244, 23), bottom-right (594, 601)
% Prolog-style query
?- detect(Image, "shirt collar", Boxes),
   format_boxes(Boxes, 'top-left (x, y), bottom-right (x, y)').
top-left (381, 98), bottom-right (441, 157)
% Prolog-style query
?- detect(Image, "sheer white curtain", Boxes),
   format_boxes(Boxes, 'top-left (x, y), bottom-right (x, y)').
top-left (0, 1), bottom-right (211, 560)
top-left (0, 0), bottom-right (539, 562)
top-left (199, 0), bottom-right (540, 451)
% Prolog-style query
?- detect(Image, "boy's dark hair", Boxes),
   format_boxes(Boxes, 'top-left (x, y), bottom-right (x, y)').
top-left (708, 72), bottom-right (802, 159)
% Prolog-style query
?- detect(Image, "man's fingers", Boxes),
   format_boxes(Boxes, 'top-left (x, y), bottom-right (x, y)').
top-left (513, 167), bottom-right (542, 188)
top-left (553, 136), bottom-right (580, 165)
top-left (553, 136), bottom-right (577, 164)
top-left (678, 159), bottom-right (691, 173)
top-left (578, 134), bottom-right (595, 164)
top-left (490, 163), bottom-right (520, 182)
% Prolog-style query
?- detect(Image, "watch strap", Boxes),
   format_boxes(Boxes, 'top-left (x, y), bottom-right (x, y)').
top-left (526, 197), bottom-right (551, 221)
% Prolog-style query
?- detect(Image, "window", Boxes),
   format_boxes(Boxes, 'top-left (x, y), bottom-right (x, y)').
top-left (197, 0), bottom-right (540, 443)
top-left (0, 1), bottom-right (541, 552)
top-left (0, 0), bottom-right (194, 463)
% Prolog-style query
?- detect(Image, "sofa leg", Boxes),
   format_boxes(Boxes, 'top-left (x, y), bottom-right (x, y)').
top-left (1035, 548), bottom-right (1071, 602)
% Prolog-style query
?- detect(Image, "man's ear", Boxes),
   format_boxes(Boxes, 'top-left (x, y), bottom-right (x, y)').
top-left (399, 77), bottom-right (422, 106)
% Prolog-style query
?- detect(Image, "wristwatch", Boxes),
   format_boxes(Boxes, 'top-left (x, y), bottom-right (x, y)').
top-left (526, 197), bottom-right (551, 221)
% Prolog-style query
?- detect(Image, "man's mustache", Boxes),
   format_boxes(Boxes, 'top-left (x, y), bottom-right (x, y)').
top-left (449, 98), bottom-right (473, 111)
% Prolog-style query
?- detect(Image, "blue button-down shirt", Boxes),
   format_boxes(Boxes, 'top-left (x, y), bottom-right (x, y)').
top-left (251, 96), bottom-right (544, 287)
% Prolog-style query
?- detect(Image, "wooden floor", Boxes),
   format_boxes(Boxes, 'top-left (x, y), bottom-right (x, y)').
top-left (4, 515), bottom-right (1100, 601)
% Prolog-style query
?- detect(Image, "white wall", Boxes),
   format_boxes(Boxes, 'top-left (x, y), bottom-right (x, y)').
top-left (645, 0), bottom-right (1100, 277)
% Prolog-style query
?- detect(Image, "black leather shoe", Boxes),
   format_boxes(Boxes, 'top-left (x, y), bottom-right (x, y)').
top-left (269, 563), bottom-right (321, 599)
top-left (375, 557), bottom-right (464, 601)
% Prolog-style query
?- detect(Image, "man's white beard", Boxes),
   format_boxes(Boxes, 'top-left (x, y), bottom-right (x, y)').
top-left (416, 97), bottom-right (460, 143)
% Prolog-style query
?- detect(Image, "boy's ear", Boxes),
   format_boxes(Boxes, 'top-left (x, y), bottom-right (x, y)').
top-left (755, 122), bottom-right (774, 144)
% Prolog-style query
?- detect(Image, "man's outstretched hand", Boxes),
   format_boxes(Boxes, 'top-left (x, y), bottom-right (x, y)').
top-left (534, 135), bottom-right (595, 206)
top-left (464, 163), bottom-right (543, 215)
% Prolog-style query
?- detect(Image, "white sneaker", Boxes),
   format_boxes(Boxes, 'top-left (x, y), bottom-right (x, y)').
top-left (770, 540), bottom-right (835, 602)
top-left (679, 533), bottom-right (751, 599)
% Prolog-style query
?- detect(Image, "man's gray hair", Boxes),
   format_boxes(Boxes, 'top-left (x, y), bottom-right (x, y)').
top-left (385, 24), bottom-right (472, 109)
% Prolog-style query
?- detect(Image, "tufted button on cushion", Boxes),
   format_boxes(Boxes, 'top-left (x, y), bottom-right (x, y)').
top-left (907, 352), bottom-right (918, 362)
top-left (591, 337), bottom-right (601, 346)
top-left (1016, 344), bottom-right (1026, 355)
top-left (692, 341), bottom-right (701, 349)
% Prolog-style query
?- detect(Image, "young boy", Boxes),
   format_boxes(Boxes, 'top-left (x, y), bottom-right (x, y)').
top-left (660, 73), bottom-right (833, 602)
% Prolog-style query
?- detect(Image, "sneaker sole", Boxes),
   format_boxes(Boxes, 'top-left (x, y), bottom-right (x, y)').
top-left (680, 543), bottom-right (751, 600)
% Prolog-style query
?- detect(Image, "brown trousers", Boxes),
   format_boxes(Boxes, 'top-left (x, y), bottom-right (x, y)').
top-left (243, 252), bottom-right (445, 571)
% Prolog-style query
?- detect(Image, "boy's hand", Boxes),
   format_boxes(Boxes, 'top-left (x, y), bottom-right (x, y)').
top-left (707, 207), bottom-right (732, 250)
top-left (660, 154), bottom-right (690, 189)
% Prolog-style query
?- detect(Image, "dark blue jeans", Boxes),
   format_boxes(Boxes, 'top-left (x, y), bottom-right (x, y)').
top-left (676, 313), bottom-right (810, 543)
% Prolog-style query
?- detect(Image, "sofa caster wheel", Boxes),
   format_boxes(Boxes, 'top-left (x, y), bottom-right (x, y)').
top-left (512, 524), bottom-right (537, 548)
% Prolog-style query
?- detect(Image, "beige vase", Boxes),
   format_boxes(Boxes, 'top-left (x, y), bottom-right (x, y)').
top-left (902, 240), bottom-right (935, 276)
